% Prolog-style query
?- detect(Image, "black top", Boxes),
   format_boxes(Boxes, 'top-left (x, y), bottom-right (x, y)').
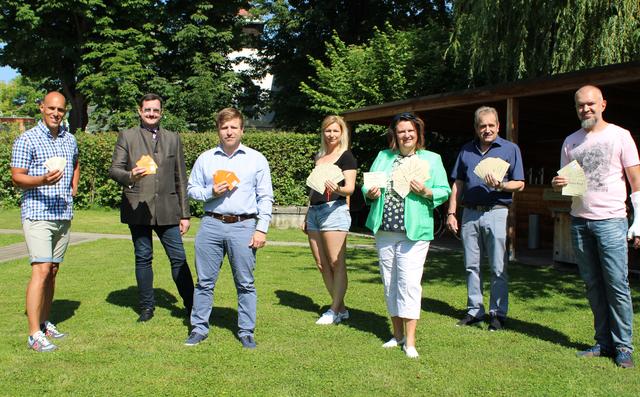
top-left (309, 150), bottom-right (358, 205)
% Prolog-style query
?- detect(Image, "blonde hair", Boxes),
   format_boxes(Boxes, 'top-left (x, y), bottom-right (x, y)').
top-left (217, 107), bottom-right (244, 129)
top-left (317, 115), bottom-right (350, 157)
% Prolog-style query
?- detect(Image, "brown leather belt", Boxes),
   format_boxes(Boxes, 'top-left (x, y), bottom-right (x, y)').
top-left (463, 204), bottom-right (508, 212)
top-left (206, 212), bottom-right (256, 223)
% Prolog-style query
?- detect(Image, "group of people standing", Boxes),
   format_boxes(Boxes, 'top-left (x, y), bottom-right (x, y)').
top-left (10, 85), bottom-right (638, 368)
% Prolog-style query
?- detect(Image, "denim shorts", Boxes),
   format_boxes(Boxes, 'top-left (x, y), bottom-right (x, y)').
top-left (306, 200), bottom-right (351, 232)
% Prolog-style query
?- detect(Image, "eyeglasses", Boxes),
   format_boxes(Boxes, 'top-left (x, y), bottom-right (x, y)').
top-left (142, 108), bottom-right (162, 114)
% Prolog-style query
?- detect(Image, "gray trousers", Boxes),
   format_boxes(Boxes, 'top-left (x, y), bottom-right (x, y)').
top-left (461, 207), bottom-right (509, 318)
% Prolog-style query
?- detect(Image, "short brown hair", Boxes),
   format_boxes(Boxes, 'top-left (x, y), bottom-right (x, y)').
top-left (217, 107), bottom-right (244, 129)
top-left (139, 93), bottom-right (163, 108)
top-left (387, 112), bottom-right (426, 151)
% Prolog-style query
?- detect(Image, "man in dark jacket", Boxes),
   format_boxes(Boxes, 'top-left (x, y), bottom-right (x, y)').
top-left (109, 93), bottom-right (194, 322)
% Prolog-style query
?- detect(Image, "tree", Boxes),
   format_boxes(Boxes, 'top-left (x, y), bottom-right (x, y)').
top-left (253, 0), bottom-right (451, 130)
top-left (0, 77), bottom-right (45, 118)
top-left (299, 23), bottom-right (456, 117)
top-left (447, 0), bottom-right (640, 86)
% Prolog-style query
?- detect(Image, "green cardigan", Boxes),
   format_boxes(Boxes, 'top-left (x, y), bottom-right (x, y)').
top-left (363, 149), bottom-right (451, 241)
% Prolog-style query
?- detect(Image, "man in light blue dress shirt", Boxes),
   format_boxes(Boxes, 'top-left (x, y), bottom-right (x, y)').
top-left (184, 108), bottom-right (273, 349)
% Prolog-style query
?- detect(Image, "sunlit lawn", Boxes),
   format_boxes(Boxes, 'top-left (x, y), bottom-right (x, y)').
top-left (0, 209), bottom-right (639, 395)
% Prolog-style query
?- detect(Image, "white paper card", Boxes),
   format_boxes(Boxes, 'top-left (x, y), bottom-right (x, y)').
top-left (306, 164), bottom-right (345, 195)
top-left (44, 156), bottom-right (66, 172)
top-left (557, 160), bottom-right (586, 196)
top-left (363, 172), bottom-right (388, 190)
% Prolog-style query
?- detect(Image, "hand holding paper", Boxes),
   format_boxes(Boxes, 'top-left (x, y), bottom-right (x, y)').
top-left (556, 160), bottom-right (586, 196)
top-left (473, 157), bottom-right (510, 183)
top-left (44, 157), bottom-right (66, 172)
top-left (306, 164), bottom-right (344, 195)
top-left (391, 156), bottom-right (431, 198)
top-left (136, 155), bottom-right (158, 175)
top-left (214, 170), bottom-right (240, 192)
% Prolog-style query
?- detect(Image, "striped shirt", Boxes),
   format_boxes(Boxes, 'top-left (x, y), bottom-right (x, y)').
top-left (11, 120), bottom-right (78, 221)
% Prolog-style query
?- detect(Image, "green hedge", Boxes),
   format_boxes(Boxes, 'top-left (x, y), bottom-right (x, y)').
top-left (1, 130), bottom-right (320, 214)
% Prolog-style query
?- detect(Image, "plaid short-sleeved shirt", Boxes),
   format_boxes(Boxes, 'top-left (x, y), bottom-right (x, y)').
top-left (11, 120), bottom-right (78, 222)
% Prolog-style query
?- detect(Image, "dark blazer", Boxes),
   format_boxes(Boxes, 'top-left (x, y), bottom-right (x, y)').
top-left (109, 126), bottom-right (190, 225)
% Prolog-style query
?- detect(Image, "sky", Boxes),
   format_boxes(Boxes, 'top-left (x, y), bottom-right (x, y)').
top-left (0, 65), bottom-right (18, 82)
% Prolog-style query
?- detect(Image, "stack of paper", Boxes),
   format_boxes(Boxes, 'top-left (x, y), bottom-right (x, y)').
top-left (391, 156), bottom-right (431, 198)
top-left (44, 157), bottom-right (66, 172)
top-left (214, 170), bottom-right (240, 189)
top-left (557, 160), bottom-right (586, 196)
top-left (306, 164), bottom-right (344, 195)
top-left (136, 155), bottom-right (158, 175)
top-left (473, 157), bottom-right (510, 182)
top-left (363, 172), bottom-right (388, 190)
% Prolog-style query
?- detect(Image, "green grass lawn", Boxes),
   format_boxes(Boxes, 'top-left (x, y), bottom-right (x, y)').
top-left (0, 207), bottom-right (374, 245)
top-left (1, 210), bottom-right (639, 395)
top-left (0, 233), bottom-right (24, 247)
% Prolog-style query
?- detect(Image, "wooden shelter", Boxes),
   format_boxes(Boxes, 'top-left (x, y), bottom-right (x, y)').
top-left (342, 61), bottom-right (640, 265)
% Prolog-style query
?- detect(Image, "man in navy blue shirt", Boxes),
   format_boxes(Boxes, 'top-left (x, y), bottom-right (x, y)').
top-left (446, 106), bottom-right (525, 331)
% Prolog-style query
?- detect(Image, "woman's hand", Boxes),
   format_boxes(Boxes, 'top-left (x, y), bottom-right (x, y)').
top-left (366, 186), bottom-right (381, 200)
top-left (325, 180), bottom-right (340, 195)
top-left (410, 179), bottom-right (432, 198)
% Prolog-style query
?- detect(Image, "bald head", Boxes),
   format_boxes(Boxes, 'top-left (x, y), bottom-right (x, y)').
top-left (574, 85), bottom-right (607, 132)
top-left (40, 91), bottom-right (67, 134)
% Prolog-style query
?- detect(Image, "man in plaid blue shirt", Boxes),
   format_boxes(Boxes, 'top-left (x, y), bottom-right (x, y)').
top-left (11, 92), bottom-right (80, 352)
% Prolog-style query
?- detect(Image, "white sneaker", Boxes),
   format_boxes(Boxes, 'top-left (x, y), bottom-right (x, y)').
top-left (28, 331), bottom-right (57, 352)
top-left (315, 309), bottom-right (338, 325)
top-left (382, 336), bottom-right (406, 348)
top-left (337, 310), bottom-right (349, 321)
top-left (403, 345), bottom-right (419, 358)
top-left (44, 321), bottom-right (67, 339)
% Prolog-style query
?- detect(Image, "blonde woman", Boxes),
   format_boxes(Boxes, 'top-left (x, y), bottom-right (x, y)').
top-left (304, 115), bottom-right (357, 325)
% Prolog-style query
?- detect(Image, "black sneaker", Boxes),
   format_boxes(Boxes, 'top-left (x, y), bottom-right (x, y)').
top-left (488, 314), bottom-right (505, 331)
top-left (137, 308), bottom-right (154, 322)
top-left (615, 349), bottom-right (635, 368)
top-left (456, 314), bottom-right (483, 327)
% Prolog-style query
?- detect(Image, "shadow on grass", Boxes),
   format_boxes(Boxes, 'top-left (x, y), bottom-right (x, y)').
top-left (422, 297), bottom-right (586, 350)
top-left (275, 289), bottom-right (390, 341)
top-left (106, 286), bottom-right (190, 326)
top-left (50, 299), bottom-right (80, 325)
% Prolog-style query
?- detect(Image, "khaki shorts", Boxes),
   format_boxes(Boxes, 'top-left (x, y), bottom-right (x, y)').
top-left (22, 219), bottom-right (71, 264)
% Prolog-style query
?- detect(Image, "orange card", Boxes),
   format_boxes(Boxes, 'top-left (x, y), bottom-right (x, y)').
top-left (136, 155), bottom-right (157, 175)
top-left (214, 170), bottom-right (240, 189)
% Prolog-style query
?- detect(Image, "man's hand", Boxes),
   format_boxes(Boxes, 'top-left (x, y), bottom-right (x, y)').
top-left (366, 186), bottom-right (381, 200)
top-left (446, 213), bottom-right (459, 234)
top-left (42, 169), bottom-right (63, 186)
top-left (484, 174), bottom-right (501, 190)
top-left (212, 181), bottom-right (230, 197)
top-left (131, 166), bottom-right (147, 183)
top-left (179, 219), bottom-right (190, 236)
top-left (551, 175), bottom-right (568, 192)
top-left (249, 230), bottom-right (267, 249)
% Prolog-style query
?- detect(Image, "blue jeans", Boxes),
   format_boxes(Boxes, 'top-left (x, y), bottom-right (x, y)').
top-left (461, 207), bottom-right (509, 318)
top-left (129, 224), bottom-right (194, 312)
top-left (191, 216), bottom-right (257, 338)
top-left (571, 217), bottom-right (634, 352)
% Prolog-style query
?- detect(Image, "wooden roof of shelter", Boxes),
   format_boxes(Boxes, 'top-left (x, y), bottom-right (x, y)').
top-left (342, 61), bottom-right (640, 148)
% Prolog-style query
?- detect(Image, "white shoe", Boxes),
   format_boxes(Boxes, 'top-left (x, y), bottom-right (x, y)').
top-left (337, 310), bottom-right (349, 321)
top-left (403, 345), bottom-right (419, 358)
top-left (382, 336), bottom-right (406, 348)
top-left (315, 309), bottom-right (337, 325)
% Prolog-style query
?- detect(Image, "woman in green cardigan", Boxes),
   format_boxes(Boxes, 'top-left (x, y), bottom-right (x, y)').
top-left (363, 112), bottom-right (451, 358)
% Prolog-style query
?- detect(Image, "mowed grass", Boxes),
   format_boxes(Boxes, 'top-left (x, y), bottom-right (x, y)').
top-left (0, 210), bottom-right (639, 395)
top-left (0, 233), bottom-right (24, 247)
top-left (0, 207), bottom-right (374, 246)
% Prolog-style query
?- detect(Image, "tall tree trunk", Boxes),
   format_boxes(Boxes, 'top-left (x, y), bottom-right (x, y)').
top-left (62, 86), bottom-right (88, 134)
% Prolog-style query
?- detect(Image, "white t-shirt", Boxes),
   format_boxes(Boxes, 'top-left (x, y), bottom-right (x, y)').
top-left (560, 123), bottom-right (639, 220)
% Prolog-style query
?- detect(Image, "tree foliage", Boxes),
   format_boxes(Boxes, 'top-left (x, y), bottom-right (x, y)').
top-left (448, 0), bottom-right (640, 86)
top-left (253, 0), bottom-right (451, 130)
top-left (300, 23), bottom-right (456, 117)
top-left (0, 77), bottom-right (44, 118)
top-left (0, 0), bottom-right (259, 133)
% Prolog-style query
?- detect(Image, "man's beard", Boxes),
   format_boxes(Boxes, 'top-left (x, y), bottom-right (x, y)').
top-left (581, 117), bottom-right (597, 130)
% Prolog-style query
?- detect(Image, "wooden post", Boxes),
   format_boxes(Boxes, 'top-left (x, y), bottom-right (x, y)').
top-left (506, 97), bottom-right (519, 261)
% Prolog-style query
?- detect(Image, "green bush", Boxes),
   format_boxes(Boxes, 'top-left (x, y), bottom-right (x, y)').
top-left (1, 130), bottom-right (320, 209)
